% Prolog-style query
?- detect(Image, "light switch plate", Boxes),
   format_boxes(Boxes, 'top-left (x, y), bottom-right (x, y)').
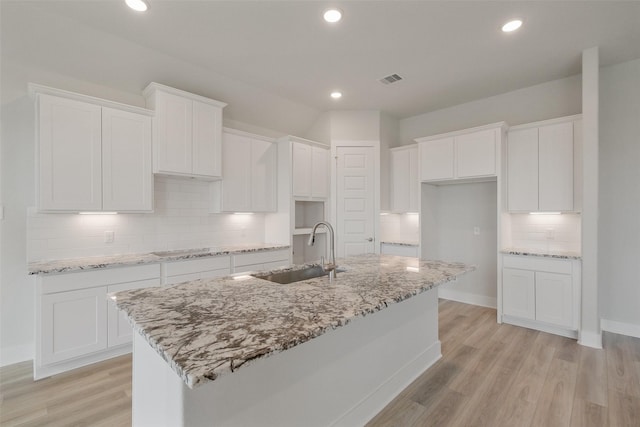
top-left (104, 230), bottom-right (115, 243)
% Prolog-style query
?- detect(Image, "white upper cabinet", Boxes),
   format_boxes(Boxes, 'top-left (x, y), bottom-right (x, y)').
top-left (33, 85), bottom-right (153, 212)
top-left (291, 139), bottom-right (329, 199)
top-left (143, 83), bottom-right (226, 180)
top-left (507, 116), bottom-right (580, 212)
top-left (211, 129), bottom-right (277, 213)
top-left (416, 124), bottom-right (503, 183)
top-left (390, 145), bottom-right (419, 212)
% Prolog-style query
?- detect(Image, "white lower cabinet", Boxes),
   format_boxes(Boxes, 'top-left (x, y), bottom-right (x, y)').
top-left (232, 249), bottom-right (290, 274)
top-left (162, 256), bottom-right (230, 286)
top-left (36, 264), bottom-right (160, 379)
top-left (502, 255), bottom-right (580, 338)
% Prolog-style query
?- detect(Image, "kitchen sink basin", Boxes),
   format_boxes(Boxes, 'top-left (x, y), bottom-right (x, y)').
top-left (252, 265), bottom-right (346, 284)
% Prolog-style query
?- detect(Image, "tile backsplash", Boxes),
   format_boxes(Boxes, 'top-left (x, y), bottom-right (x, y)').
top-left (379, 213), bottom-right (420, 244)
top-left (507, 213), bottom-right (581, 253)
top-left (27, 176), bottom-right (265, 261)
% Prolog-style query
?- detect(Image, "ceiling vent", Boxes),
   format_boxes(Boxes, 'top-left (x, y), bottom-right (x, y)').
top-left (379, 74), bottom-right (403, 85)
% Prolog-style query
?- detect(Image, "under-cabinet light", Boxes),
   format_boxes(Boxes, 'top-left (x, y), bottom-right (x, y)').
top-left (529, 212), bottom-right (561, 215)
top-left (78, 211), bottom-right (118, 215)
top-left (233, 212), bottom-right (254, 215)
top-left (406, 212), bottom-right (419, 215)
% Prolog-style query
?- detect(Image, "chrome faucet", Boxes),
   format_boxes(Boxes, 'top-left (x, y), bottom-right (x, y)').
top-left (308, 221), bottom-right (337, 280)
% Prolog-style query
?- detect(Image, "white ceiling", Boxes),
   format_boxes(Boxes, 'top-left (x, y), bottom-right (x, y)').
top-left (3, 1), bottom-right (640, 124)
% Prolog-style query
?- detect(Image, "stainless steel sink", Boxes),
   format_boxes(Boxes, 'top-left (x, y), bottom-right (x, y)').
top-left (252, 265), bottom-right (345, 284)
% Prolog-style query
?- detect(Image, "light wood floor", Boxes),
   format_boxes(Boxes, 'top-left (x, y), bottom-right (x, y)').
top-left (1, 300), bottom-right (639, 426)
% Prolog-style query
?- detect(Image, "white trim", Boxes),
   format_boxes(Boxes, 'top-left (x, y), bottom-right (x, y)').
top-left (0, 344), bottom-right (33, 367)
top-left (507, 114), bottom-right (583, 132)
top-left (502, 315), bottom-right (578, 339)
top-left (389, 143), bottom-right (417, 153)
top-left (34, 345), bottom-right (132, 380)
top-left (222, 127), bottom-right (276, 143)
top-left (278, 135), bottom-right (329, 148)
top-left (415, 121), bottom-right (507, 143)
top-left (601, 318), bottom-right (640, 339)
top-left (28, 83), bottom-right (154, 116)
top-left (142, 82), bottom-right (227, 108)
top-left (438, 288), bottom-right (497, 309)
top-left (578, 329), bottom-right (603, 349)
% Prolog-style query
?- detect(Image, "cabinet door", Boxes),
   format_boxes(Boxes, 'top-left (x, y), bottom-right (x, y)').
top-left (419, 137), bottom-right (454, 181)
top-left (154, 91), bottom-right (192, 174)
top-left (107, 278), bottom-right (160, 347)
top-left (38, 94), bottom-right (102, 211)
top-left (538, 122), bottom-right (574, 211)
top-left (502, 268), bottom-right (536, 320)
top-left (408, 146), bottom-right (419, 212)
top-left (41, 287), bottom-right (108, 364)
top-left (221, 133), bottom-right (252, 211)
top-left (311, 146), bottom-right (329, 198)
top-left (507, 128), bottom-right (539, 212)
top-left (251, 139), bottom-right (277, 212)
top-left (391, 149), bottom-right (410, 212)
top-left (102, 108), bottom-right (153, 212)
top-left (456, 129), bottom-right (496, 178)
top-left (192, 100), bottom-right (222, 178)
top-left (292, 142), bottom-right (311, 197)
top-left (535, 271), bottom-right (573, 328)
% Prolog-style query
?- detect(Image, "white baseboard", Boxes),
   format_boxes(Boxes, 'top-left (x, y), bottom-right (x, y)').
top-left (438, 288), bottom-right (497, 309)
top-left (601, 318), bottom-right (640, 339)
top-left (0, 343), bottom-right (33, 367)
top-left (578, 330), bottom-right (603, 349)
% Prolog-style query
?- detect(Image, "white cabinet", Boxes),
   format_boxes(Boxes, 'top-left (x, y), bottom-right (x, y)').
top-left (507, 116), bottom-right (581, 212)
top-left (232, 249), bottom-right (290, 274)
top-left (502, 254), bottom-right (580, 337)
top-left (34, 87), bottom-right (153, 212)
top-left (292, 140), bottom-right (329, 199)
top-left (390, 145), bottom-right (419, 212)
top-left (162, 256), bottom-right (230, 286)
top-left (211, 129), bottom-right (277, 212)
top-left (416, 125), bottom-right (502, 183)
top-left (144, 83), bottom-right (226, 180)
top-left (35, 264), bottom-right (160, 379)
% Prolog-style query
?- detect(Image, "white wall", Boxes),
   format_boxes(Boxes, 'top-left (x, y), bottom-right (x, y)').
top-left (379, 113), bottom-right (399, 212)
top-left (599, 58), bottom-right (640, 333)
top-left (400, 75), bottom-right (582, 145)
top-left (330, 111), bottom-right (381, 141)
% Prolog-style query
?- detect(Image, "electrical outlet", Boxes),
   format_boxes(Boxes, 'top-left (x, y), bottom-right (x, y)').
top-left (104, 230), bottom-right (114, 243)
top-left (545, 228), bottom-right (555, 240)
top-left (473, 226), bottom-right (480, 236)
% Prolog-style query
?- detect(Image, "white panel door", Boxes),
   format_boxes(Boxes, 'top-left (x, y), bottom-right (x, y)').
top-left (311, 146), bottom-right (329, 198)
top-left (102, 107), bottom-right (153, 212)
top-left (292, 142), bottom-right (311, 197)
top-left (155, 90), bottom-right (192, 174)
top-left (507, 128), bottom-right (539, 212)
top-left (107, 278), bottom-right (160, 347)
top-left (502, 268), bottom-right (536, 320)
top-left (419, 137), bottom-right (454, 181)
top-left (221, 133), bottom-right (252, 212)
top-left (538, 121), bottom-right (574, 211)
top-left (391, 148), bottom-right (410, 212)
top-left (38, 94), bottom-right (102, 211)
top-left (192, 100), bottom-right (222, 178)
top-left (535, 271), bottom-right (573, 328)
top-left (41, 287), bottom-right (108, 364)
top-left (337, 146), bottom-right (375, 257)
top-left (456, 129), bottom-right (496, 178)
top-left (251, 139), bottom-right (277, 212)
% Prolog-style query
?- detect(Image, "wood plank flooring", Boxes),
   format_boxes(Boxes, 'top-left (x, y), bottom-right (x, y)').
top-left (1, 300), bottom-right (639, 426)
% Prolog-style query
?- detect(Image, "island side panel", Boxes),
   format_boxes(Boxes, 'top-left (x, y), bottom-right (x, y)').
top-left (132, 286), bottom-right (440, 427)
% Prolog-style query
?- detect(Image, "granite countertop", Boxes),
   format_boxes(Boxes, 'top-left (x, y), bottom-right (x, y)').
top-left (380, 241), bottom-right (419, 247)
top-left (112, 254), bottom-right (474, 389)
top-left (28, 243), bottom-right (290, 275)
top-left (501, 248), bottom-right (582, 260)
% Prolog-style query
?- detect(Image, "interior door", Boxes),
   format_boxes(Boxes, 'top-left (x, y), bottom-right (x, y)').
top-left (336, 146), bottom-right (376, 257)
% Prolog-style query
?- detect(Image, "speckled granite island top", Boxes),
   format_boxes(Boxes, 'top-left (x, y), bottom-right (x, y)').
top-left (28, 243), bottom-right (289, 275)
top-left (501, 248), bottom-right (582, 260)
top-left (112, 254), bottom-right (474, 389)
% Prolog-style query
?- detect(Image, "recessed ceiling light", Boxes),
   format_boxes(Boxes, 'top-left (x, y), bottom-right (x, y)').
top-left (330, 91), bottom-right (342, 99)
top-left (502, 19), bottom-right (523, 32)
top-left (323, 8), bottom-right (342, 23)
top-left (125, 0), bottom-right (148, 12)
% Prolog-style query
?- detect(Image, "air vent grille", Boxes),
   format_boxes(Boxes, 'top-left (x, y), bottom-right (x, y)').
top-left (379, 74), bottom-right (403, 85)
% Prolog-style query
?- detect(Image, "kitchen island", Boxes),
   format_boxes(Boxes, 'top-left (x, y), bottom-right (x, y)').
top-left (112, 254), bottom-right (474, 426)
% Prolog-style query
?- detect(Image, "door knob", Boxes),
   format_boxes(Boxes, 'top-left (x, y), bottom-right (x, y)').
top-left (366, 237), bottom-right (374, 242)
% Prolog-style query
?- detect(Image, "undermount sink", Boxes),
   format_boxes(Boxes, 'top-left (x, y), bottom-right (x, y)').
top-left (252, 265), bottom-right (346, 284)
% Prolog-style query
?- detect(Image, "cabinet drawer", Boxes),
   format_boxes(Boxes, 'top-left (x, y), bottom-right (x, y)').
top-left (163, 256), bottom-right (230, 277)
top-left (502, 255), bottom-right (572, 274)
top-left (164, 268), bottom-right (229, 286)
top-left (41, 264), bottom-right (161, 294)
top-left (233, 250), bottom-right (289, 267)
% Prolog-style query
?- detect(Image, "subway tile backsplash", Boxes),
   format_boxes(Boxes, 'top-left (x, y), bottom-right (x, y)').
top-left (508, 213), bottom-right (581, 253)
top-left (27, 176), bottom-right (265, 262)
top-left (379, 213), bottom-right (420, 244)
